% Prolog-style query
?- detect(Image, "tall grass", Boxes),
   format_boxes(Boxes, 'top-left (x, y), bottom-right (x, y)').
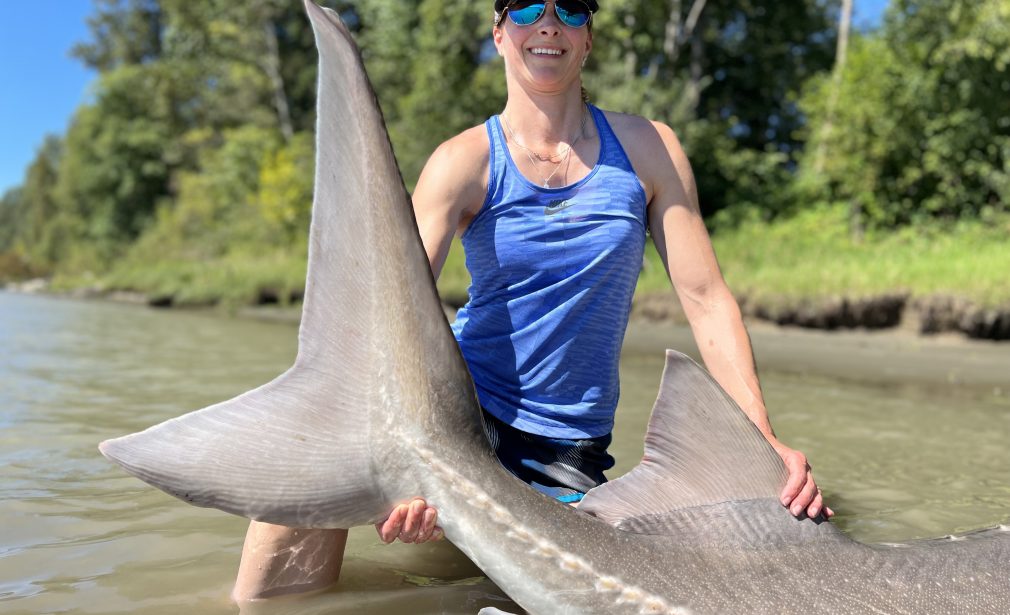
top-left (46, 207), bottom-right (1008, 312)
top-left (58, 251), bottom-right (307, 308)
top-left (438, 206), bottom-right (1010, 308)
top-left (710, 206), bottom-right (1010, 307)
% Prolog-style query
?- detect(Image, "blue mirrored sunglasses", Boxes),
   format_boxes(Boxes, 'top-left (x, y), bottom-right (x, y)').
top-left (498, 0), bottom-right (592, 29)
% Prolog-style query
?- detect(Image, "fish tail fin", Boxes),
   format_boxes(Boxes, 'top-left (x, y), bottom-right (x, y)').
top-left (100, 366), bottom-right (396, 528)
top-left (99, 0), bottom-right (483, 529)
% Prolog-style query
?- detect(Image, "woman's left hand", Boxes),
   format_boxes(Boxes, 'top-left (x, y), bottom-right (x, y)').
top-left (769, 439), bottom-right (834, 520)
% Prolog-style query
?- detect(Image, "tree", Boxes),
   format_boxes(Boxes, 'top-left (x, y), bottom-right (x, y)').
top-left (258, 132), bottom-right (315, 243)
top-left (72, 0), bottom-right (163, 71)
top-left (53, 66), bottom-right (177, 263)
top-left (17, 136), bottom-right (65, 265)
top-left (0, 188), bottom-right (24, 253)
top-left (798, 0), bottom-right (1010, 229)
top-left (387, 0), bottom-right (499, 185)
top-left (586, 0), bottom-right (837, 218)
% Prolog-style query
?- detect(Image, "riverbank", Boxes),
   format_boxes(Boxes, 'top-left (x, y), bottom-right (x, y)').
top-left (2, 286), bottom-right (1007, 396)
top-left (630, 291), bottom-right (1010, 341)
top-left (622, 318), bottom-right (1010, 393)
top-left (9, 275), bottom-right (1010, 342)
top-left (437, 207), bottom-right (1010, 341)
top-left (7, 275), bottom-right (1010, 344)
top-left (5, 207), bottom-right (1008, 341)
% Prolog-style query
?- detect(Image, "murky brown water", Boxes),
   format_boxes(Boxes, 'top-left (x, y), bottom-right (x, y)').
top-left (1, 291), bottom-right (1007, 614)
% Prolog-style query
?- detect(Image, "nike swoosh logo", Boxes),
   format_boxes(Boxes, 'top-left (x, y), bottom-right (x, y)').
top-left (544, 199), bottom-right (576, 215)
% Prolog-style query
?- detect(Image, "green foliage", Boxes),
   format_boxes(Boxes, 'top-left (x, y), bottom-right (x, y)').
top-left (0, 189), bottom-right (39, 281)
top-left (708, 205), bottom-right (1010, 307)
top-left (258, 132), bottom-right (315, 242)
top-left (586, 0), bottom-right (836, 216)
top-left (100, 251), bottom-right (306, 307)
top-left (5, 0), bottom-right (1007, 310)
top-left (386, 0), bottom-right (500, 185)
top-left (72, 0), bottom-right (163, 71)
top-left (54, 68), bottom-right (177, 262)
top-left (684, 120), bottom-right (795, 224)
top-left (798, 0), bottom-right (1010, 229)
top-left (129, 125), bottom-right (282, 262)
top-left (355, 0), bottom-right (420, 127)
top-left (15, 137), bottom-right (64, 265)
top-left (107, 125), bottom-right (311, 306)
top-left (0, 188), bottom-right (22, 252)
top-left (436, 238), bottom-right (471, 307)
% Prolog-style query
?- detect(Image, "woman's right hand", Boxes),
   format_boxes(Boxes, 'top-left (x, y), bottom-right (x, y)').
top-left (374, 498), bottom-right (443, 544)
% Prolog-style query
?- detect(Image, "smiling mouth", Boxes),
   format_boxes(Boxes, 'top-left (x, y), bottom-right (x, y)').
top-left (529, 47), bottom-right (566, 57)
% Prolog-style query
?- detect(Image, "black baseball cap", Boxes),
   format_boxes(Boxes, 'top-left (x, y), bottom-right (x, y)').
top-left (494, 0), bottom-right (599, 13)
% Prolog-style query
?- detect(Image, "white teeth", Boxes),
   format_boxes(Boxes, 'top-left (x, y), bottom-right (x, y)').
top-left (530, 48), bottom-right (563, 56)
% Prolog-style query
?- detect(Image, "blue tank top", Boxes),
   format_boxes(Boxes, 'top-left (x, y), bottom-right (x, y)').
top-left (451, 104), bottom-right (647, 438)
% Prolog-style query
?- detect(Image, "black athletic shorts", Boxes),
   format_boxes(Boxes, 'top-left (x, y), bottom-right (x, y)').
top-left (481, 408), bottom-right (615, 503)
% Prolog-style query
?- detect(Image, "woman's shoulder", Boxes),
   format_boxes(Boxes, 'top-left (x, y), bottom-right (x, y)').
top-left (414, 123), bottom-right (491, 220)
top-left (595, 108), bottom-right (688, 193)
top-left (428, 123), bottom-right (491, 173)
top-left (596, 107), bottom-right (679, 150)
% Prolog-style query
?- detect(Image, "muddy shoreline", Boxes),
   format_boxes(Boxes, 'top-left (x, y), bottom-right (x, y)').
top-left (632, 292), bottom-right (1010, 342)
top-left (3, 285), bottom-right (1007, 393)
top-left (5, 280), bottom-right (1010, 344)
top-left (623, 318), bottom-right (1010, 393)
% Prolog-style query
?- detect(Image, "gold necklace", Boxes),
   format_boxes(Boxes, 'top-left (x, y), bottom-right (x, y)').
top-left (501, 107), bottom-right (588, 187)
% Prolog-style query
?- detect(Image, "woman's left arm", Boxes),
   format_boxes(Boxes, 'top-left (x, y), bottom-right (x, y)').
top-left (633, 118), bottom-right (832, 520)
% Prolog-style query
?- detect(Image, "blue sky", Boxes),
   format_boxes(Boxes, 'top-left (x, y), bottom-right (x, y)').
top-left (1, 2), bottom-right (95, 195)
top-left (0, 0), bottom-right (891, 196)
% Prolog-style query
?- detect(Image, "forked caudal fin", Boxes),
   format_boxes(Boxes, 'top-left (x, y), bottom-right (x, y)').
top-left (98, 368), bottom-right (390, 528)
top-left (578, 350), bottom-right (790, 528)
top-left (99, 1), bottom-right (483, 529)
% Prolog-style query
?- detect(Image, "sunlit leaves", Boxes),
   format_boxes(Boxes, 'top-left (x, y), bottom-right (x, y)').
top-left (798, 0), bottom-right (1010, 228)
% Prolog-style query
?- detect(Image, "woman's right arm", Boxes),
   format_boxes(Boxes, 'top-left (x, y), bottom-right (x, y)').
top-left (411, 125), bottom-right (491, 278)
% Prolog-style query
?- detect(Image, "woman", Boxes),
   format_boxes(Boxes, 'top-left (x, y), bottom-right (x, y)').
top-left (233, 0), bottom-right (830, 600)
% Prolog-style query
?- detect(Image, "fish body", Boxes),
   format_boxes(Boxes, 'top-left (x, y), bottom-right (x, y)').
top-left (99, 3), bottom-right (1010, 613)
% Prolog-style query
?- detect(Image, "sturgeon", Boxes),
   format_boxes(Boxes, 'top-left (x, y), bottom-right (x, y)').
top-left (99, 3), bottom-right (1010, 613)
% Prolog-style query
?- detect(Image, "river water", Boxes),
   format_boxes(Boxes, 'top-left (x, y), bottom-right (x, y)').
top-left (1, 291), bottom-right (1007, 614)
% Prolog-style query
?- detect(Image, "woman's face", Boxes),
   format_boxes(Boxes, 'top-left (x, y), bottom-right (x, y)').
top-left (493, 1), bottom-right (593, 94)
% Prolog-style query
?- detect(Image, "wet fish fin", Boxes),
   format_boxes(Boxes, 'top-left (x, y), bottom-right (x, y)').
top-left (99, 2), bottom-right (482, 528)
top-left (578, 350), bottom-right (788, 527)
top-left (99, 366), bottom-right (393, 528)
top-left (295, 0), bottom-right (464, 377)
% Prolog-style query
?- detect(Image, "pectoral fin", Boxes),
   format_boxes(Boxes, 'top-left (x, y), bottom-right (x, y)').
top-left (578, 350), bottom-right (788, 526)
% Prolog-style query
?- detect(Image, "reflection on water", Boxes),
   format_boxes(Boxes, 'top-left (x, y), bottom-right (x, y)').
top-left (1, 291), bottom-right (1007, 614)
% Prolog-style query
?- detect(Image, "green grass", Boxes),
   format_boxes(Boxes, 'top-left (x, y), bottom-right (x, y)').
top-left (47, 206), bottom-right (1010, 312)
top-left (436, 239), bottom-right (472, 307)
top-left (709, 206), bottom-right (1010, 308)
top-left (438, 206), bottom-right (1010, 309)
top-left (54, 251), bottom-right (307, 309)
